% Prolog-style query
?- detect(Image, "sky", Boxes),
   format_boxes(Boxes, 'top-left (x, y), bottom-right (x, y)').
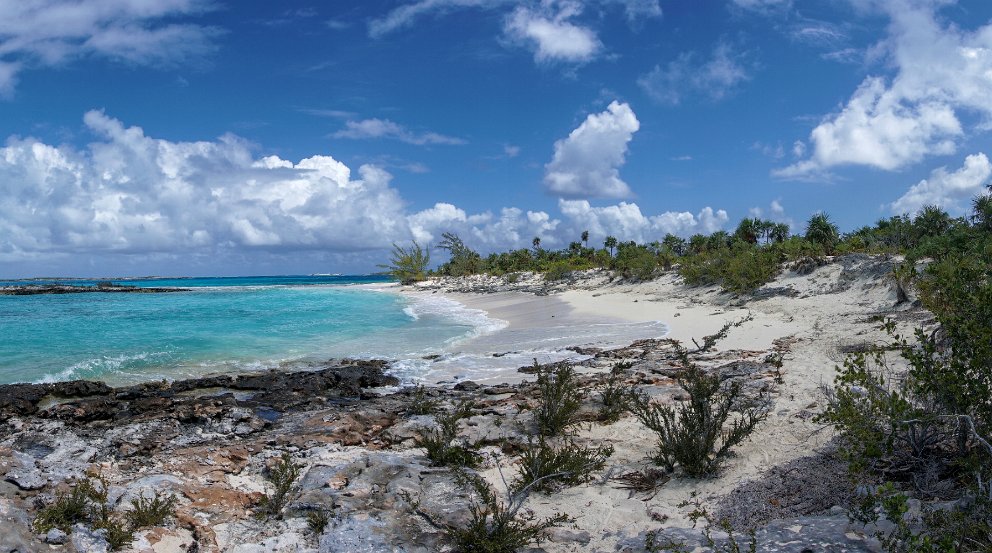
top-left (1, 0), bottom-right (992, 277)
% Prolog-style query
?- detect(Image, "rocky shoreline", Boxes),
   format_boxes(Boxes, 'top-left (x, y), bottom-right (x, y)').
top-left (0, 257), bottom-right (921, 552)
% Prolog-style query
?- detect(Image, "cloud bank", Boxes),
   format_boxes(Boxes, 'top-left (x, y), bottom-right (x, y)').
top-left (1, 111), bottom-right (728, 275)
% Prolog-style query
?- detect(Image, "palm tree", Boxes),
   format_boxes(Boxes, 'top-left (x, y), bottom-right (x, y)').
top-left (734, 218), bottom-right (760, 245)
top-left (581, 230), bottom-right (589, 247)
top-left (770, 223), bottom-right (790, 244)
top-left (913, 205), bottom-right (951, 239)
top-left (974, 191), bottom-right (992, 231)
top-left (708, 231), bottom-right (731, 251)
top-left (804, 213), bottom-right (839, 252)
top-left (688, 234), bottom-right (708, 254)
top-left (662, 233), bottom-right (686, 256)
top-left (604, 235), bottom-right (618, 257)
top-left (532, 236), bottom-right (541, 250)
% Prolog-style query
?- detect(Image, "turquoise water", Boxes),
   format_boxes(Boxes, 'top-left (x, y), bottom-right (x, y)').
top-left (0, 276), bottom-right (497, 385)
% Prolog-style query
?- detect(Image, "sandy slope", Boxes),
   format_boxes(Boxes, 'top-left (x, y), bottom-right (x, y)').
top-left (424, 256), bottom-right (921, 551)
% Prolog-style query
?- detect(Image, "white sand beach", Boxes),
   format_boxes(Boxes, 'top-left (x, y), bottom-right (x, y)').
top-left (408, 257), bottom-right (912, 551)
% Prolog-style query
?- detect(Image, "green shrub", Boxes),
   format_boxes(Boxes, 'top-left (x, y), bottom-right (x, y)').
top-left (407, 384), bottom-right (440, 416)
top-left (257, 452), bottom-right (301, 518)
top-left (448, 471), bottom-right (572, 553)
top-left (533, 361), bottom-right (582, 436)
top-left (33, 479), bottom-right (103, 533)
top-left (819, 241), bottom-right (992, 551)
top-left (542, 260), bottom-right (571, 282)
top-left (93, 512), bottom-right (134, 551)
top-left (34, 477), bottom-right (137, 551)
top-left (513, 436), bottom-right (613, 493)
top-left (719, 245), bottom-right (780, 294)
top-left (379, 241), bottom-right (431, 284)
top-left (307, 509), bottom-right (331, 535)
top-left (676, 245), bottom-right (780, 294)
top-left (125, 492), bottom-right (177, 529)
top-left (598, 362), bottom-right (634, 423)
top-left (416, 401), bottom-right (480, 467)
top-left (628, 343), bottom-right (768, 477)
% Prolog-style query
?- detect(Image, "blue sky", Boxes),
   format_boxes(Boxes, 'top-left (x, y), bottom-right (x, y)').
top-left (2, 0), bottom-right (992, 277)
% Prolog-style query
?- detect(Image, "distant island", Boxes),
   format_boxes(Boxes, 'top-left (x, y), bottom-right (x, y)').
top-left (0, 281), bottom-right (190, 295)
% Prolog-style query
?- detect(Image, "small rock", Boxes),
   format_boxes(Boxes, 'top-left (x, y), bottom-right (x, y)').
top-left (71, 523), bottom-right (110, 553)
top-left (4, 467), bottom-right (45, 490)
top-left (45, 528), bottom-right (68, 544)
top-left (453, 381), bottom-right (479, 391)
top-left (547, 527), bottom-right (591, 545)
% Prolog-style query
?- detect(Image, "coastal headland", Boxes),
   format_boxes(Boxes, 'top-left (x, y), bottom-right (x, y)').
top-left (0, 255), bottom-right (923, 552)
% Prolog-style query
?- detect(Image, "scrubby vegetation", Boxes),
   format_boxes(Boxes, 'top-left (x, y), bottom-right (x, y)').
top-left (407, 384), bottom-right (440, 416)
top-left (448, 470), bottom-right (573, 553)
top-left (307, 509), bottom-right (331, 535)
top-left (379, 241), bottom-right (431, 284)
top-left (532, 360), bottom-right (583, 436)
top-left (32, 476), bottom-right (175, 551)
top-left (597, 361), bottom-right (634, 423)
top-left (819, 185), bottom-right (992, 551)
top-left (257, 452), bottom-right (301, 518)
top-left (394, 193), bottom-right (992, 298)
top-left (628, 339), bottom-right (769, 478)
top-left (125, 491), bottom-right (177, 529)
top-left (513, 436), bottom-right (613, 494)
top-left (416, 401), bottom-right (480, 467)
top-left (33, 478), bottom-right (105, 534)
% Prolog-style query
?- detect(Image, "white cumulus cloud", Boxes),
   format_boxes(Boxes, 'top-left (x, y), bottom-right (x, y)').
top-left (0, 111), bottom-right (411, 260)
top-left (0, 111), bottom-right (729, 275)
top-left (0, 0), bottom-right (219, 97)
top-left (544, 101), bottom-right (640, 199)
top-left (889, 152), bottom-right (992, 215)
top-left (779, 0), bottom-right (992, 177)
top-left (504, 2), bottom-right (602, 63)
top-left (558, 200), bottom-right (729, 243)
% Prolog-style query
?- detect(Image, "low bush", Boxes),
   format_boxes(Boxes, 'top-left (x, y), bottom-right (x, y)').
top-left (407, 384), bottom-right (440, 416)
top-left (542, 260), bottom-right (571, 282)
top-left (125, 491), bottom-right (177, 529)
top-left (416, 401), bottom-right (480, 468)
top-left (627, 342), bottom-right (768, 477)
top-left (307, 509), bottom-right (331, 535)
top-left (34, 477), bottom-right (136, 551)
top-left (257, 452), bottom-right (301, 518)
top-left (33, 479), bottom-right (102, 533)
top-left (513, 436), bottom-right (613, 493)
top-left (533, 361), bottom-right (582, 436)
top-left (597, 362), bottom-right (634, 423)
top-left (448, 470), bottom-right (572, 553)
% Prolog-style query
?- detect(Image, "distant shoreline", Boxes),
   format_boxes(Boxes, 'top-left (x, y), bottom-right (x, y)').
top-left (0, 283), bottom-right (191, 295)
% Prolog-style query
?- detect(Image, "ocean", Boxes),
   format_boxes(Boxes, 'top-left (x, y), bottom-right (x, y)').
top-left (0, 275), bottom-right (505, 386)
top-left (0, 275), bottom-right (669, 386)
